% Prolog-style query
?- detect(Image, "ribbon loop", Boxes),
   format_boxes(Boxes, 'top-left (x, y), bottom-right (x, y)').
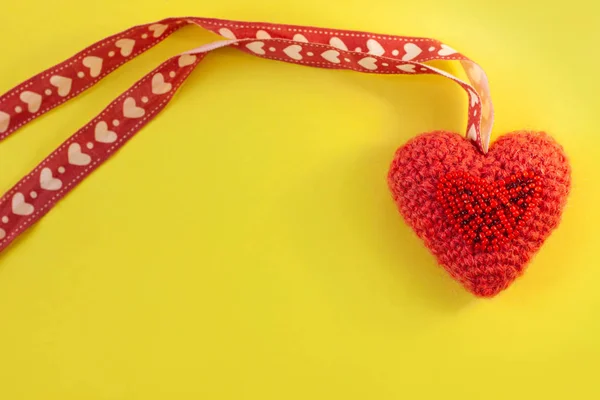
top-left (0, 16), bottom-right (495, 252)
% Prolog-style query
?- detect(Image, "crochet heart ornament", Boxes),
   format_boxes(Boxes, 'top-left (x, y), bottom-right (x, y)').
top-left (0, 17), bottom-right (571, 298)
top-left (388, 131), bottom-right (571, 297)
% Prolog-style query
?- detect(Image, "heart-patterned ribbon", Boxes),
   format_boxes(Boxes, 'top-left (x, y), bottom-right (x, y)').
top-left (0, 16), bottom-right (494, 252)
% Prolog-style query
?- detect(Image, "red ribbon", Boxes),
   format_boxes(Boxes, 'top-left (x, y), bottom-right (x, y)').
top-left (0, 16), bottom-right (494, 252)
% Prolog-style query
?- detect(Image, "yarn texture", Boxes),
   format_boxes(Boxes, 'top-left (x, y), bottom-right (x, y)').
top-left (387, 131), bottom-right (571, 297)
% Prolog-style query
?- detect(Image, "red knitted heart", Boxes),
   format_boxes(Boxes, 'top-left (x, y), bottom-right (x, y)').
top-left (387, 131), bottom-right (571, 297)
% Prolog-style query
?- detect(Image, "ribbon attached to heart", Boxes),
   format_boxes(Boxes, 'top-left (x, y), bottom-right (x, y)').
top-left (0, 17), bottom-right (570, 297)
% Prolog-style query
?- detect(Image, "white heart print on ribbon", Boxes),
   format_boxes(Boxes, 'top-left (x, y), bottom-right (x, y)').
top-left (50, 76), bottom-right (73, 97)
top-left (366, 39), bottom-right (385, 56)
top-left (321, 50), bottom-right (341, 64)
top-left (0, 111), bottom-right (9, 133)
top-left (116, 38), bottom-right (136, 56)
top-left (83, 56), bottom-right (103, 77)
top-left (152, 73), bottom-right (172, 94)
top-left (283, 45), bottom-right (303, 60)
top-left (94, 121), bottom-right (117, 143)
top-left (358, 57), bottom-right (378, 71)
top-left (68, 143), bottom-right (91, 166)
top-left (11, 193), bottom-right (34, 216)
top-left (123, 97), bottom-right (145, 119)
top-left (329, 37), bottom-right (348, 51)
top-left (20, 91), bottom-right (42, 113)
top-left (256, 30), bottom-right (271, 39)
top-left (149, 24), bottom-right (168, 38)
top-left (218, 28), bottom-right (236, 39)
top-left (40, 168), bottom-right (63, 191)
top-left (402, 43), bottom-right (422, 61)
top-left (439, 44), bottom-right (458, 56)
top-left (467, 124), bottom-right (478, 140)
top-left (246, 42), bottom-right (266, 55)
top-left (397, 64), bottom-right (416, 73)
top-left (178, 54), bottom-right (197, 67)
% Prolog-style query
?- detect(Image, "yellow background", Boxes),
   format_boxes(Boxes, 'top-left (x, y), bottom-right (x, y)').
top-left (1, 1), bottom-right (598, 399)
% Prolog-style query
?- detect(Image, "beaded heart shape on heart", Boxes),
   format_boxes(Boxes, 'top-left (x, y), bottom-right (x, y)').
top-left (436, 170), bottom-right (542, 252)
